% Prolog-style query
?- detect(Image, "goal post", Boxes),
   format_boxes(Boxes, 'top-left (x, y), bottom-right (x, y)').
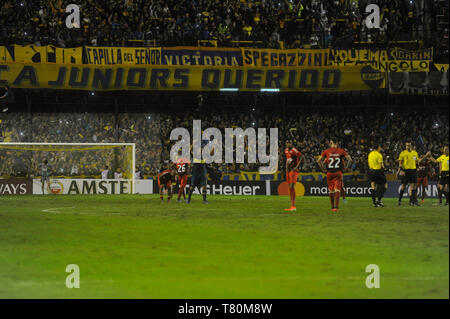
top-left (0, 142), bottom-right (136, 194)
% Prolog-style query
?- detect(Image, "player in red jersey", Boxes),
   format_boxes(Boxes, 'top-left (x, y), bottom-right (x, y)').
top-left (417, 157), bottom-right (433, 203)
top-left (175, 157), bottom-right (191, 202)
top-left (157, 168), bottom-right (176, 203)
top-left (284, 140), bottom-right (302, 212)
top-left (317, 139), bottom-right (352, 212)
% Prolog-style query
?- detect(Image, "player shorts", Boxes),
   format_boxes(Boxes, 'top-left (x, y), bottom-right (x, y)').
top-left (286, 171), bottom-right (299, 184)
top-left (157, 174), bottom-right (173, 189)
top-left (178, 174), bottom-right (188, 188)
top-left (368, 169), bottom-right (386, 185)
top-left (191, 171), bottom-right (207, 187)
top-left (327, 171), bottom-right (343, 192)
top-left (401, 169), bottom-right (417, 185)
top-left (158, 179), bottom-right (172, 189)
top-left (417, 176), bottom-right (428, 187)
top-left (439, 171), bottom-right (449, 185)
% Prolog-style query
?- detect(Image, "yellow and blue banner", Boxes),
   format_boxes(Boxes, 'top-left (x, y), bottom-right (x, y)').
top-left (161, 46), bottom-right (242, 66)
top-left (329, 47), bottom-right (433, 72)
top-left (82, 46), bottom-right (162, 65)
top-left (0, 63), bottom-right (386, 92)
top-left (221, 171), bottom-right (381, 182)
top-left (1, 45), bottom-right (434, 73)
top-left (0, 45), bottom-right (82, 64)
top-left (241, 48), bottom-right (330, 67)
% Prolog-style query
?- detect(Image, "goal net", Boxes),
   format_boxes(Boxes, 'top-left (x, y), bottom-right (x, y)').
top-left (0, 143), bottom-right (135, 194)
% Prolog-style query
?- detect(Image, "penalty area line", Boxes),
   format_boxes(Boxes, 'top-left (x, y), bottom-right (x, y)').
top-left (41, 207), bottom-right (129, 216)
top-left (41, 207), bottom-right (76, 214)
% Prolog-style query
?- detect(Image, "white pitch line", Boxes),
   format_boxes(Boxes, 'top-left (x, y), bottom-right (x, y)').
top-left (42, 207), bottom-right (76, 214)
top-left (41, 207), bottom-right (129, 216)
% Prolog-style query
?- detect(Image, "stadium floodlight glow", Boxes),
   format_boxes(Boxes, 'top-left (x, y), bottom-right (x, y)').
top-left (220, 88), bottom-right (239, 92)
top-left (260, 88), bottom-right (280, 93)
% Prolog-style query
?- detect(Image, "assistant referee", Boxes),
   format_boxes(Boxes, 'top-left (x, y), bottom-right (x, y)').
top-left (429, 146), bottom-right (449, 206)
top-left (397, 142), bottom-right (426, 206)
top-left (368, 145), bottom-right (387, 207)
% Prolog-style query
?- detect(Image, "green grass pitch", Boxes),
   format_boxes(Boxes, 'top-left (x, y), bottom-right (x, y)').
top-left (0, 194), bottom-right (448, 299)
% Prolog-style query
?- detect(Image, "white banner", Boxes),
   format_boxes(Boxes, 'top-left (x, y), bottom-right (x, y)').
top-left (33, 179), bottom-right (153, 195)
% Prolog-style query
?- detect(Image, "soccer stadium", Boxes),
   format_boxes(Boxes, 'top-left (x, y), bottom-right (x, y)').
top-left (0, 0), bottom-right (449, 301)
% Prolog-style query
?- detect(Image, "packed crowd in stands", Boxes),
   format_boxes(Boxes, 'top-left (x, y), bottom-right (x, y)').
top-left (158, 107), bottom-right (449, 176)
top-left (1, 108), bottom-right (448, 179)
top-left (0, 112), bottom-right (162, 177)
top-left (0, 0), bottom-right (448, 51)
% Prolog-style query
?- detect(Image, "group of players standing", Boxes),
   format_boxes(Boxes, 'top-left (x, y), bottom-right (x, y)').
top-left (158, 139), bottom-right (449, 211)
top-left (36, 139), bottom-right (449, 210)
top-left (157, 156), bottom-right (209, 204)
top-left (396, 143), bottom-right (450, 207)
top-left (283, 139), bottom-right (352, 212)
top-left (284, 139), bottom-right (449, 212)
